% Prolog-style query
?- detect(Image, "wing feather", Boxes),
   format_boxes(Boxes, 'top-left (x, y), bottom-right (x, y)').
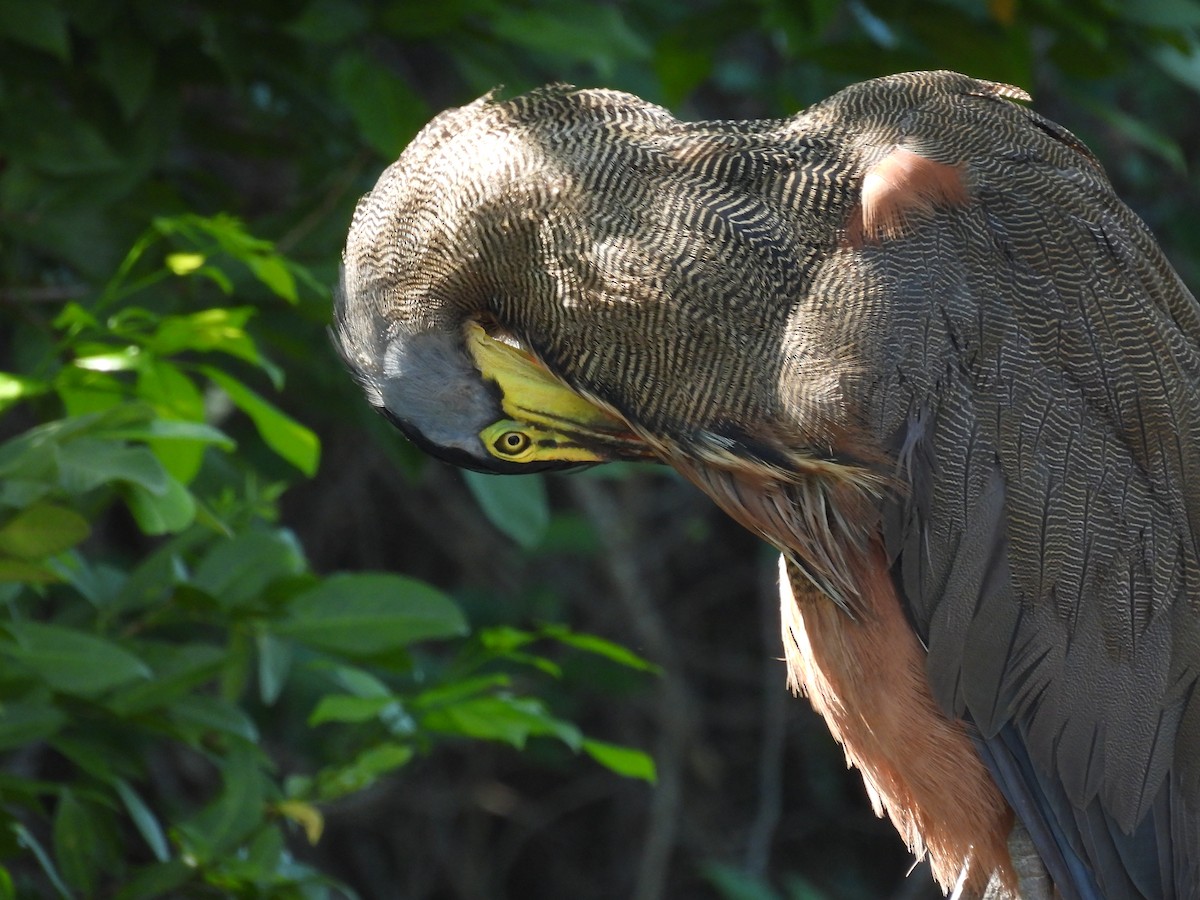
top-left (855, 79), bottom-right (1200, 897)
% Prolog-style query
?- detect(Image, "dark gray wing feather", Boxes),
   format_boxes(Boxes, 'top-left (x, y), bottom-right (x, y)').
top-left (857, 77), bottom-right (1200, 899)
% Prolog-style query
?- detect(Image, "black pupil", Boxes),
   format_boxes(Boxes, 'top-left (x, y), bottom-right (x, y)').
top-left (500, 432), bottom-right (527, 453)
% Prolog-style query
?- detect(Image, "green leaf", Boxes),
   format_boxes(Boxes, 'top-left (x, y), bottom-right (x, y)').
top-left (539, 624), bottom-right (661, 673)
top-left (51, 554), bottom-right (126, 607)
top-left (53, 790), bottom-right (97, 893)
top-left (308, 694), bottom-right (402, 726)
top-left (288, 0), bottom-right (370, 43)
top-left (702, 862), bottom-right (783, 900)
top-left (55, 437), bottom-right (168, 495)
top-left (178, 748), bottom-right (265, 861)
top-left (421, 695), bottom-right (582, 750)
top-left (314, 742), bottom-right (414, 801)
top-left (3, 623), bottom-right (151, 696)
top-left (332, 51), bottom-right (428, 157)
top-left (167, 694), bottom-right (259, 744)
top-left (165, 252), bottom-right (204, 275)
top-left (148, 307), bottom-right (258, 359)
top-left (277, 572), bottom-right (467, 655)
top-left (113, 861), bottom-right (193, 900)
top-left (479, 625), bottom-right (536, 653)
top-left (14, 823), bottom-right (71, 900)
top-left (1120, 0), bottom-right (1200, 27)
top-left (582, 738), bottom-right (657, 783)
top-left (655, 33), bottom-right (713, 107)
top-left (1154, 39), bottom-right (1200, 95)
top-left (192, 529), bottom-right (306, 610)
top-left (202, 367), bottom-right (320, 475)
top-left (255, 632), bottom-right (292, 705)
top-left (1075, 93), bottom-right (1186, 173)
top-left (0, 694), bottom-right (68, 750)
top-left (488, 4), bottom-right (650, 72)
top-left (123, 475), bottom-right (197, 535)
top-left (107, 419), bottom-right (233, 448)
top-left (0, 503), bottom-right (90, 559)
top-left (414, 673), bottom-right (511, 709)
top-left (134, 360), bottom-right (210, 483)
top-left (52, 733), bottom-right (132, 783)
top-left (96, 35), bottom-right (155, 119)
top-left (326, 663), bottom-right (392, 698)
top-left (0, 3), bottom-right (69, 58)
top-left (0, 558), bottom-right (61, 583)
top-left (462, 470), bottom-right (550, 549)
top-left (113, 779), bottom-right (170, 863)
top-left (105, 643), bottom-right (226, 716)
top-left (245, 254), bottom-right (298, 303)
top-left (0, 372), bottom-right (48, 414)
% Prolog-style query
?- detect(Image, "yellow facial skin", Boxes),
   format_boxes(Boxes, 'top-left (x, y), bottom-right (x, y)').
top-left (463, 321), bottom-right (650, 465)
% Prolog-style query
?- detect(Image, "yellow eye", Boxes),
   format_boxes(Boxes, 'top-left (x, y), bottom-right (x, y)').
top-left (493, 430), bottom-right (532, 456)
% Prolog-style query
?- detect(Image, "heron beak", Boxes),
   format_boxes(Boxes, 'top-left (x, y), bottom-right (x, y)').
top-left (463, 320), bottom-right (652, 463)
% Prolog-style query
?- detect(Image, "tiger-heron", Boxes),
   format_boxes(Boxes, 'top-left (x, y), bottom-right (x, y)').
top-left (332, 71), bottom-right (1200, 899)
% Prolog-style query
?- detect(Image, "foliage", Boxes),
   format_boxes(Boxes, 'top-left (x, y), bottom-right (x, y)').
top-left (0, 0), bottom-right (1198, 898)
top-left (0, 217), bottom-right (654, 897)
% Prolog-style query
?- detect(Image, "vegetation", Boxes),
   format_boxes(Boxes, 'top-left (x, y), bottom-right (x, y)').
top-left (0, 1), bottom-right (1197, 897)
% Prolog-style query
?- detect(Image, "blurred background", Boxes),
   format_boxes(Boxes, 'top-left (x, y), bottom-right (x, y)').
top-left (1, 1), bottom-right (1199, 898)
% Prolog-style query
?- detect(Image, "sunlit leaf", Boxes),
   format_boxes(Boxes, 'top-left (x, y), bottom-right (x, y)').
top-left (0, 372), bottom-right (48, 413)
top-left (539, 624), bottom-right (661, 673)
top-left (148, 307), bottom-right (256, 358)
top-left (421, 695), bottom-right (582, 750)
top-left (165, 252), bottom-right (204, 275)
top-left (582, 738), bottom-right (657, 783)
top-left (73, 348), bottom-right (144, 372)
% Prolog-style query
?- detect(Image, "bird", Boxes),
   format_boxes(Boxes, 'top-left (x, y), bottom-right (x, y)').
top-left (332, 70), bottom-right (1200, 899)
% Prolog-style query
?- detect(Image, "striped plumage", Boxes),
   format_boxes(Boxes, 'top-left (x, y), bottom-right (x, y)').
top-left (334, 71), bottom-right (1200, 899)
